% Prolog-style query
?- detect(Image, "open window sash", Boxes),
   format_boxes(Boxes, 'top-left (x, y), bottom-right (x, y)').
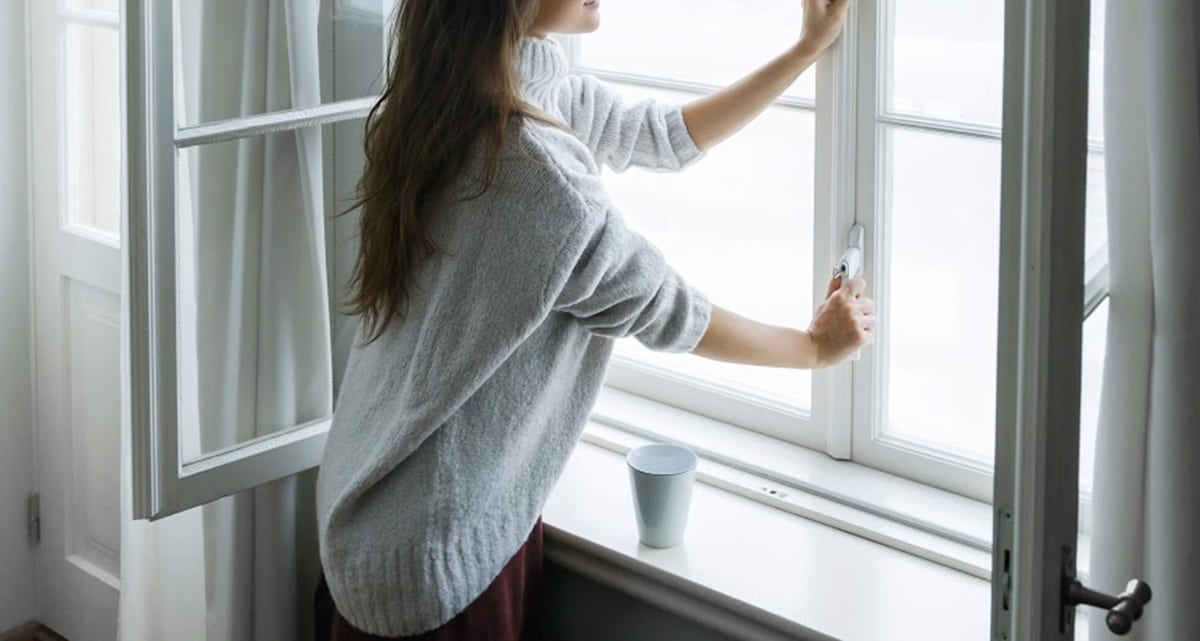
top-left (991, 0), bottom-right (1097, 638)
top-left (125, 0), bottom-right (381, 520)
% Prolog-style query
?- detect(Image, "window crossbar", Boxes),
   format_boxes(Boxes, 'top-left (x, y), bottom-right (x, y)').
top-left (61, 7), bottom-right (119, 28)
top-left (174, 97), bottom-right (377, 149)
top-left (877, 111), bottom-right (1104, 154)
top-left (575, 66), bottom-right (815, 111)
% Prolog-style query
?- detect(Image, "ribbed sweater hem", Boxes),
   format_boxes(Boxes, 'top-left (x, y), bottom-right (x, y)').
top-left (324, 514), bottom-right (540, 637)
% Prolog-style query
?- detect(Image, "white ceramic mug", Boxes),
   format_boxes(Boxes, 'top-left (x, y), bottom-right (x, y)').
top-left (626, 443), bottom-right (697, 548)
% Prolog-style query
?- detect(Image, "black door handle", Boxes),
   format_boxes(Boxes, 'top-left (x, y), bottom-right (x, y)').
top-left (1065, 578), bottom-right (1152, 635)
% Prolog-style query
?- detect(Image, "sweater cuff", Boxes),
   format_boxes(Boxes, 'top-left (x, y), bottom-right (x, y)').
top-left (665, 106), bottom-right (706, 169)
top-left (677, 285), bottom-right (713, 354)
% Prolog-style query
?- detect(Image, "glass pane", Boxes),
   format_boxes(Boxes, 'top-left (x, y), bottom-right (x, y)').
top-left (885, 0), bottom-right (1004, 126)
top-left (1076, 298), bottom-right (1107, 641)
top-left (1084, 152), bottom-right (1107, 280)
top-left (607, 86), bottom-right (814, 409)
top-left (1088, 0), bottom-right (1106, 144)
top-left (883, 128), bottom-right (1001, 461)
top-left (578, 0), bottom-right (815, 101)
top-left (176, 125), bottom-right (339, 461)
top-left (1084, 0), bottom-right (1108, 281)
top-left (1078, 299), bottom-right (1108, 494)
top-left (65, 24), bottom-right (121, 239)
top-left (175, 0), bottom-right (388, 126)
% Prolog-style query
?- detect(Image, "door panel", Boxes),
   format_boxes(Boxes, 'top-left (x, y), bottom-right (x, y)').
top-left (65, 280), bottom-right (123, 583)
top-left (30, 1), bottom-right (123, 639)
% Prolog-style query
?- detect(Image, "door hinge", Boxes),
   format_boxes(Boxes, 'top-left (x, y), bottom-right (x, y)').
top-left (27, 493), bottom-right (40, 545)
top-left (994, 506), bottom-right (1014, 641)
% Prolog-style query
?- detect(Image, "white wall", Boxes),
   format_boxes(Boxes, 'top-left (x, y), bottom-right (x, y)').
top-left (0, 0), bottom-right (36, 633)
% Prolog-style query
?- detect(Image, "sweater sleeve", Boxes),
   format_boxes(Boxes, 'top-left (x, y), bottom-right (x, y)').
top-left (560, 75), bottom-right (705, 174)
top-left (549, 208), bottom-right (711, 352)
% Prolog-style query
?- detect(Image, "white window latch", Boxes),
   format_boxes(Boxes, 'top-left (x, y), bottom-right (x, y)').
top-left (834, 223), bottom-right (866, 361)
top-left (834, 223), bottom-right (865, 281)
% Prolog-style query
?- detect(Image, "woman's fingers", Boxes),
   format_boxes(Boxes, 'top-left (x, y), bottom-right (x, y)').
top-left (860, 309), bottom-right (877, 333)
top-left (840, 276), bottom-right (867, 298)
top-left (825, 275), bottom-right (842, 299)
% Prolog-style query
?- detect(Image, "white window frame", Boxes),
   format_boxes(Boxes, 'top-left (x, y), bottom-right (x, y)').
top-left (845, 0), bottom-right (1000, 501)
top-left (126, 0), bottom-right (1111, 522)
top-left (847, 0), bottom-right (1110, 503)
top-left (127, 0), bottom-right (375, 519)
top-left (562, 37), bottom-right (854, 460)
top-left (569, 0), bottom-right (1111, 506)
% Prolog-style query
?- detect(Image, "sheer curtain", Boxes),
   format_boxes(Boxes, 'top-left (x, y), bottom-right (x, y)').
top-left (119, 1), bottom-right (330, 640)
top-left (1089, 1), bottom-right (1200, 639)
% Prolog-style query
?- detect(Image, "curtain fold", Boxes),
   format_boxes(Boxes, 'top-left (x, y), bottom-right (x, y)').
top-left (194, 2), bottom-right (329, 641)
top-left (120, 2), bottom-right (329, 640)
top-left (1089, 1), bottom-right (1200, 639)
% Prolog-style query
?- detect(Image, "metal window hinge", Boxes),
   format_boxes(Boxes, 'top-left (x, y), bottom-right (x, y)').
top-left (27, 493), bottom-right (40, 545)
top-left (993, 506), bottom-right (1014, 641)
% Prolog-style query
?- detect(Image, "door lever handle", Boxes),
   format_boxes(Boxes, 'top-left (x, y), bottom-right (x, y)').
top-left (1065, 578), bottom-right (1152, 635)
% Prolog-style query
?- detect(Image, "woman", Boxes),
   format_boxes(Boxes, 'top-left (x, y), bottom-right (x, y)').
top-left (315, 0), bottom-right (870, 639)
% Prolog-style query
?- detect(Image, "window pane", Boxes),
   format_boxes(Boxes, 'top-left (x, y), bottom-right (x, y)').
top-left (606, 86), bottom-right (815, 409)
top-left (579, 0), bottom-right (814, 101)
top-left (65, 24), bottom-right (121, 240)
top-left (175, 0), bottom-right (387, 126)
top-left (883, 128), bottom-right (1000, 461)
top-left (885, 0), bottom-right (1004, 126)
top-left (1088, 0), bottom-right (1106, 144)
top-left (1079, 299), bottom-right (1108, 494)
top-left (1085, 0), bottom-right (1108, 281)
top-left (175, 125), bottom-right (336, 462)
top-left (1085, 152), bottom-right (1107, 280)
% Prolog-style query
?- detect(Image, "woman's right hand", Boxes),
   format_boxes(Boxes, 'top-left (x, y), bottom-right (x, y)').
top-left (808, 276), bottom-right (875, 367)
top-left (797, 0), bottom-right (854, 59)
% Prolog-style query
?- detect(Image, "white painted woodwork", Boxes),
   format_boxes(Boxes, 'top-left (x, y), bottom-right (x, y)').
top-left (0, 0), bottom-right (37, 633)
top-left (28, 1), bottom-right (123, 638)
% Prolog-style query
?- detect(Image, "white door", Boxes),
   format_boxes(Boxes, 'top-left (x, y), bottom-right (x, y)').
top-left (28, 1), bottom-right (124, 639)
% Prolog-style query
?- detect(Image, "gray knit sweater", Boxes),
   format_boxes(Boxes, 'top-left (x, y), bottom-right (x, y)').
top-left (315, 37), bottom-right (711, 636)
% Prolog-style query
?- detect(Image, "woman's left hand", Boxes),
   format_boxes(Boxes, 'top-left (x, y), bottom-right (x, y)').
top-left (798, 0), bottom-right (854, 57)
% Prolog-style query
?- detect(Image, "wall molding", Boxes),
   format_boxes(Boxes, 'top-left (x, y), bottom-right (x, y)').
top-left (0, 622), bottom-right (68, 641)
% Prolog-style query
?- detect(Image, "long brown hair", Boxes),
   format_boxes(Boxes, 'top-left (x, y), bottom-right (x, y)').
top-left (343, 0), bottom-right (544, 344)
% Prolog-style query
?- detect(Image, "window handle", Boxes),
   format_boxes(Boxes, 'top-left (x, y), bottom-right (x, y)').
top-left (834, 223), bottom-right (864, 282)
top-left (834, 224), bottom-right (865, 361)
top-left (1065, 578), bottom-right (1152, 635)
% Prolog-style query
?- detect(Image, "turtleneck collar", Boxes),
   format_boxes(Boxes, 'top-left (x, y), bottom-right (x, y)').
top-left (519, 36), bottom-right (570, 101)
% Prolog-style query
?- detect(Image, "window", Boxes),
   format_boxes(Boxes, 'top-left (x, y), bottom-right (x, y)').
top-left (568, 0), bottom-right (1110, 503)
top-left (63, 0), bottom-right (121, 242)
top-left (568, 1), bottom-right (831, 452)
top-left (130, 0), bottom-right (390, 518)
top-left (129, 0), bottom-right (1106, 519)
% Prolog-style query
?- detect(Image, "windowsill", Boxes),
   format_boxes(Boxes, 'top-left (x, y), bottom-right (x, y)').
top-left (544, 386), bottom-right (1099, 638)
top-left (543, 435), bottom-right (991, 641)
top-left (587, 387), bottom-right (995, 577)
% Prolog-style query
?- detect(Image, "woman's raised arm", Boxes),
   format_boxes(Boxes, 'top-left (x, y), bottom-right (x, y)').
top-left (682, 0), bottom-right (853, 150)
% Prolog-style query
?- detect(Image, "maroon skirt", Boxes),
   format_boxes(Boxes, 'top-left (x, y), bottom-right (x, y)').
top-left (317, 518), bottom-right (544, 641)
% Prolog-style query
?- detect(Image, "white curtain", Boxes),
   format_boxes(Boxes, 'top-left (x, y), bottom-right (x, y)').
top-left (1089, 1), bottom-right (1200, 639)
top-left (120, 1), bottom-right (330, 640)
